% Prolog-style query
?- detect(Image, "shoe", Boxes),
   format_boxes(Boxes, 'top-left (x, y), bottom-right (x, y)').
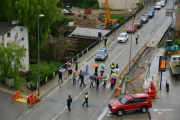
top-left (82, 104), bottom-right (84, 107)
top-left (87, 105), bottom-right (89, 107)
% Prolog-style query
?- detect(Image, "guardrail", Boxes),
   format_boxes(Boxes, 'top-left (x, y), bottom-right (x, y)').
top-left (158, 25), bottom-right (171, 47)
top-left (29, 6), bottom-right (144, 91)
top-left (115, 41), bottom-right (149, 97)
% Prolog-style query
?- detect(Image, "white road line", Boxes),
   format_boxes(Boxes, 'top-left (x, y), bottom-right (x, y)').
top-left (97, 107), bottom-right (109, 120)
top-left (17, 116), bottom-right (23, 120)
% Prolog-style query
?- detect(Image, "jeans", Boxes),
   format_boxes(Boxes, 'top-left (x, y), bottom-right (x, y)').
top-left (73, 79), bottom-right (76, 84)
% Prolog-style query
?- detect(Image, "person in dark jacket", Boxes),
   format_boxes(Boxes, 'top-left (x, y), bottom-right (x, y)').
top-left (116, 64), bottom-right (118, 69)
top-left (80, 75), bottom-right (85, 87)
top-left (75, 64), bottom-right (78, 71)
top-left (58, 71), bottom-right (63, 83)
top-left (96, 79), bottom-right (100, 89)
top-left (67, 95), bottom-right (72, 111)
top-left (100, 66), bottom-right (104, 77)
top-left (82, 92), bottom-right (89, 107)
top-left (68, 69), bottom-right (73, 80)
top-left (90, 79), bottom-right (94, 89)
top-left (78, 70), bottom-right (82, 81)
top-left (110, 78), bottom-right (114, 89)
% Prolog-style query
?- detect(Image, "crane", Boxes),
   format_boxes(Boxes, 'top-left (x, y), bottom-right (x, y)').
top-left (101, 0), bottom-right (117, 26)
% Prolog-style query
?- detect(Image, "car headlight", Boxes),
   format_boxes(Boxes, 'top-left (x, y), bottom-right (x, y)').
top-left (112, 106), bottom-right (117, 108)
top-left (101, 56), bottom-right (104, 58)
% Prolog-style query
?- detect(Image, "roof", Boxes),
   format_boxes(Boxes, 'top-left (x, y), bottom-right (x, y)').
top-left (126, 93), bottom-right (149, 99)
top-left (98, 48), bottom-right (106, 51)
top-left (69, 27), bottom-right (110, 38)
top-left (0, 22), bottom-right (16, 35)
top-left (120, 32), bottom-right (127, 35)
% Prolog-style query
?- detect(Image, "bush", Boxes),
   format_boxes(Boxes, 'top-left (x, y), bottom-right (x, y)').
top-left (174, 39), bottom-right (180, 47)
top-left (14, 75), bottom-right (24, 90)
top-left (27, 61), bottom-right (62, 84)
top-left (136, 3), bottom-right (143, 9)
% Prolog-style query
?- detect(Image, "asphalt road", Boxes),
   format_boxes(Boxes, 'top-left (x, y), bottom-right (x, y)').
top-left (14, 1), bottom-right (173, 120)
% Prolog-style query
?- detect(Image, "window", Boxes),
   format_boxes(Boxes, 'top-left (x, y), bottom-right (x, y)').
top-left (126, 99), bottom-right (135, 104)
top-left (173, 57), bottom-right (177, 60)
top-left (7, 32), bottom-right (11, 37)
top-left (21, 28), bottom-right (23, 31)
top-left (22, 37), bottom-right (24, 41)
top-left (119, 96), bottom-right (128, 104)
top-left (178, 57), bottom-right (180, 60)
top-left (135, 97), bottom-right (147, 103)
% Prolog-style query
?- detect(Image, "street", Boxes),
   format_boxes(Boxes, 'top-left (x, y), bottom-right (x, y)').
top-left (2, 0), bottom-right (178, 120)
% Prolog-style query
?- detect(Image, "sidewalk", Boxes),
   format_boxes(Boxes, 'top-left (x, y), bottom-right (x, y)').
top-left (148, 48), bottom-right (180, 120)
top-left (36, 0), bottom-right (157, 98)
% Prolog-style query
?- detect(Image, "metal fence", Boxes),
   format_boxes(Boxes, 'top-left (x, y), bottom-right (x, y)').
top-left (30, 6), bottom-right (144, 91)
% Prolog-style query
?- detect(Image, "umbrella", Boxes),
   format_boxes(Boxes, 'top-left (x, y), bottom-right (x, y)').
top-left (81, 71), bottom-right (89, 75)
top-left (111, 73), bottom-right (118, 79)
top-left (73, 61), bottom-right (79, 64)
top-left (92, 64), bottom-right (99, 67)
top-left (73, 71), bottom-right (78, 73)
top-left (96, 76), bottom-right (102, 79)
top-left (59, 68), bottom-right (66, 72)
top-left (64, 57), bottom-right (70, 60)
top-left (102, 74), bottom-right (109, 81)
top-left (83, 62), bottom-right (89, 65)
top-left (89, 75), bottom-right (96, 79)
top-left (68, 68), bottom-right (72, 70)
top-left (111, 73), bottom-right (118, 77)
top-left (112, 68), bottom-right (119, 73)
top-left (99, 63), bottom-right (105, 67)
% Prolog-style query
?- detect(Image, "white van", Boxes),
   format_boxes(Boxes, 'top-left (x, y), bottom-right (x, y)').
top-left (155, 2), bottom-right (162, 10)
top-left (160, 0), bottom-right (166, 7)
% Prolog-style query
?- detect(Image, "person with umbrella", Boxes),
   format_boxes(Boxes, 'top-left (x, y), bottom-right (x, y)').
top-left (100, 66), bottom-right (104, 77)
top-left (67, 95), bottom-right (72, 111)
top-left (89, 75), bottom-right (96, 89)
top-left (95, 67), bottom-right (98, 76)
top-left (86, 65), bottom-right (88, 72)
top-left (90, 78), bottom-right (94, 89)
top-left (96, 79), bottom-right (100, 89)
top-left (73, 61), bottom-right (79, 71)
top-left (68, 68), bottom-right (73, 80)
top-left (110, 78), bottom-right (114, 89)
top-left (58, 71), bottom-right (63, 83)
top-left (78, 70), bottom-right (82, 81)
top-left (72, 73), bottom-right (76, 84)
top-left (80, 75), bottom-right (86, 87)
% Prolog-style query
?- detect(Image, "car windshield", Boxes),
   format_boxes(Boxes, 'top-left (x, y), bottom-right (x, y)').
top-left (156, 3), bottom-right (161, 6)
top-left (119, 96), bottom-right (128, 104)
top-left (134, 20), bottom-right (140, 23)
top-left (149, 7), bottom-right (154, 10)
top-left (147, 11), bottom-right (152, 14)
top-left (119, 34), bottom-right (126, 37)
top-left (128, 26), bottom-right (133, 29)
top-left (141, 16), bottom-right (146, 19)
top-left (96, 51), bottom-right (105, 55)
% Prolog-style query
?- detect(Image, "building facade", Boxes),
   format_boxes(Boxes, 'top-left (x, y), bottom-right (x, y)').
top-left (0, 22), bottom-right (29, 72)
top-left (98, 0), bottom-right (145, 10)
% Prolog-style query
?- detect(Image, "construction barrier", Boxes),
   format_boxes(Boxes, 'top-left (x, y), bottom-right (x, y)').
top-left (114, 41), bottom-right (149, 97)
top-left (12, 91), bottom-right (20, 103)
top-left (29, 94), bottom-right (37, 108)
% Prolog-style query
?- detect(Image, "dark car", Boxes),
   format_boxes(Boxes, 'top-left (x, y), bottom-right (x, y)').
top-left (133, 19), bottom-right (143, 28)
top-left (146, 11), bottom-right (154, 18)
top-left (149, 7), bottom-right (155, 13)
top-left (140, 15), bottom-right (149, 23)
top-left (94, 48), bottom-right (108, 61)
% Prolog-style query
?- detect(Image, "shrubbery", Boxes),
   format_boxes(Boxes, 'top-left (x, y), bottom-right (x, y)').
top-left (27, 61), bottom-right (62, 84)
top-left (110, 14), bottom-right (129, 23)
top-left (174, 39), bottom-right (180, 47)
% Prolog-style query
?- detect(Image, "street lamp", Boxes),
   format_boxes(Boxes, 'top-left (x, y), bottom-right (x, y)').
top-left (128, 9), bottom-right (135, 91)
top-left (124, 0), bottom-right (127, 28)
top-left (37, 14), bottom-right (44, 100)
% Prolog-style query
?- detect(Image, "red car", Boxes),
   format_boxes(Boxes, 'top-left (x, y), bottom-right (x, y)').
top-left (108, 93), bottom-right (152, 116)
top-left (126, 24), bottom-right (137, 33)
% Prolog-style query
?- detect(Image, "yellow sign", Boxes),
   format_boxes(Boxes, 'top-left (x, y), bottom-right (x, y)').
top-left (160, 60), bottom-right (166, 69)
top-left (125, 76), bottom-right (131, 81)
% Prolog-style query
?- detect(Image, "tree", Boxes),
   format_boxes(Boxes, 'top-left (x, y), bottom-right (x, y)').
top-left (0, 0), bottom-right (60, 58)
top-left (0, 41), bottom-right (26, 78)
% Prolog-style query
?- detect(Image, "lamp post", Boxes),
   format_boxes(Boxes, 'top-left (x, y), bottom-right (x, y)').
top-left (37, 14), bottom-right (44, 100)
top-left (124, 0), bottom-right (127, 28)
top-left (128, 9), bottom-right (135, 91)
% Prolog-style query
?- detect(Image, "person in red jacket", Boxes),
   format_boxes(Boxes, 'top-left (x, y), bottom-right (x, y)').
top-left (110, 78), bottom-right (114, 89)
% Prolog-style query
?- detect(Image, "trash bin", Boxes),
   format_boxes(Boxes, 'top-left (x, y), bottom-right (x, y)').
top-left (5, 77), bottom-right (14, 87)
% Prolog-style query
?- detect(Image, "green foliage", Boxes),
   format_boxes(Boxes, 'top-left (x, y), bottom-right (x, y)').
top-left (136, 3), bottom-right (143, 9)
top-left (0, 0), bottom-right (60, 58)
top-left (27, 61), bottom-right (62, 84)
top-left (14, 75), bottom-right (25, 90)
top-left (0, 41), bottom-right (25, 78)
top-left (174, 39), bottom-right (180, 47)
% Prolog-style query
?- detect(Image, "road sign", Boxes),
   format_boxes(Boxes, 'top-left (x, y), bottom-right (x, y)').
top-left (166, 9), bottom-right (173, 17)
top-left (125, 76), bottom-right (131, 81)
top-left (12, 20), bottom-right (19, 25)
top-left (158, 56), bottom-right (167, 72)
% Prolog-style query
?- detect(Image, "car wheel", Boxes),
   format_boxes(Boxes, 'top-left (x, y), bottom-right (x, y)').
top-left (141, 106), bottom-right (148, 113)
top-left (117, 109), bottom-right (123, 116)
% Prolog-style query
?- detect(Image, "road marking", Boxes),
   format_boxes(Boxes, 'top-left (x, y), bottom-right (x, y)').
top-left (97, 107), bottom-right (109, 120)
top-left (17, 116), bottom-right (23, 120)
top-left (153, 109), bottom-right (173, 114)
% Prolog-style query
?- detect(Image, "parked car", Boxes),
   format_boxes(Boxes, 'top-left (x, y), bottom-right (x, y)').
top-left (126, 24), bottom-right (137, 33)
top-left (140, 15), bottom-right (149, 23)
top-left (160, 0), bottom-right (166, 7)
top-left (155, 2), bottom-right (162, 10)
top-left (94, 48), bottom-right (108, 61)
top-left (133, 18), bottom-right (143, 28)
top-left (149, 7), bottom-right (155, 13)
top-left (108, 93), bottom-right (152, 116)
top-left (117, 33), bottom-right (128, 43)
top-left (146, 11), bottom-right (154, 18)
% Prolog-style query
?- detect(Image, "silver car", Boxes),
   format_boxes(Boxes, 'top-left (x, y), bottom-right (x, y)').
top-left (141, 15), bottom-right (149, 23)
top-left (117, 33), bottom-right (128, 43)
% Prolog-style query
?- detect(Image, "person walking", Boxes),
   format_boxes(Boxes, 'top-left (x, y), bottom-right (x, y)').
top-left (95, 67), bottom-right (98, 76)
top-left (104, 36), bottom-right (107, 46)
top-left (103, 80), bottom-right (107, 88)
top-left (72, 73), bottom-right (76, 84)
top-left (67, 95), bottom-right (72, 111)
top-left (133, 12), bottom-right (136, 19)
top-left (100, 66), bottom-right (104, 77)
top-left (116, 64), bottom-right (118, 69)
top-left (78, 70), bottom-right (82, 81)
top-left (58, 71), bottom-right (63, 83)
top-left (114, 79), bottom-right (116, 86)
top-left (68, 69), bottom-right (73, 80)
top-left (86, 65), bottom-right (88, 72)
top-left (110, 62), bottom-right (115, 74)
top-left (75, 64), bottom-right (78, 71)
top-left (80, 75), bottom-right (86, 87)
top-left (136, 35), bottom-right (139, 44)
top-left (90, 79), bottom-right (94, 89)
top-left (96, 79), bottom-right (100, 90)
top-left (110, 78), bottom-right (114, 89)
top-left (82, 92), bottom-right (89, 107)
